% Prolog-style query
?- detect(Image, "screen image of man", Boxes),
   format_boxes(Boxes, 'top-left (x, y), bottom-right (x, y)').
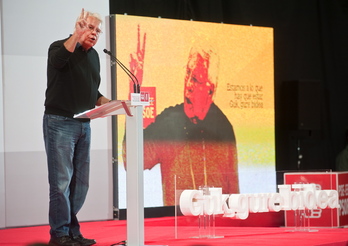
top-left (123, 34), bottom-right (239, 206)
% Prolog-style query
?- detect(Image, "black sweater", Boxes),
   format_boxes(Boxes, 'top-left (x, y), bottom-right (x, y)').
top-left (44, 37), bottom-right (102, 119)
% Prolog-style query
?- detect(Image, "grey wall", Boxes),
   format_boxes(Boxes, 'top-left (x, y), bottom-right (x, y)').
top-left (0, 0), bottom-right (113, 228)
top-left (0, 0), bottom-right (5, 228)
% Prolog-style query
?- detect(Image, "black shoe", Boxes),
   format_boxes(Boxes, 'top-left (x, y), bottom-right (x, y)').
top-left (49, 236), bottom-right (80, 246)
top-left (72, 235), bottom-right (96, 246)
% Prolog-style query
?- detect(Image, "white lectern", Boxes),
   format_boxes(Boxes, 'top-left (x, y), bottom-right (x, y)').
top-left (75, 96), bottom-right (154, 246)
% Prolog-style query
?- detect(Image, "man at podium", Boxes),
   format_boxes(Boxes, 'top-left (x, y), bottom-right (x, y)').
top-left (43, 9), bottom-right (110, 246)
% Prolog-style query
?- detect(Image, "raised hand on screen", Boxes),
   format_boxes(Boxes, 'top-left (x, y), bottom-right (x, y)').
top-left (129, 25), bottom-right (146, 92)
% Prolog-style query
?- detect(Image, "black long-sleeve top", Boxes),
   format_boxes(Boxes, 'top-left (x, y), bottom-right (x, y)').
top-left (44, 37), bottom-right (103, 119)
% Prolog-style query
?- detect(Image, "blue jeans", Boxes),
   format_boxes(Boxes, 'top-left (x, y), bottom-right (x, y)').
top-left (43, 114), bottom-right (91, 238)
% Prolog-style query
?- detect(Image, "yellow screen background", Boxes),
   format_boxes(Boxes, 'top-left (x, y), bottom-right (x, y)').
top-left (114, 15), bottom-right (275, 207)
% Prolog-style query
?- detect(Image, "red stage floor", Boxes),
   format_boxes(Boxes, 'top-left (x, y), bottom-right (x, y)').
top-left (1, 217), bottom-right (348, 246)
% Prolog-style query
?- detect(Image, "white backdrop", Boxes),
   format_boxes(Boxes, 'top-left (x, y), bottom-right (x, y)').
top-left (0, 0), bottom-right (112, 228)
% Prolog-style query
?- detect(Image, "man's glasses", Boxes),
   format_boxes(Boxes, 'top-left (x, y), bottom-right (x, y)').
top-left (87, 24), bottom-right (102, 36)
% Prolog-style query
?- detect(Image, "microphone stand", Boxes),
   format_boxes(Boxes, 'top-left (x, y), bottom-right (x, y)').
top-left (103, 49), bottom-right (140, 93)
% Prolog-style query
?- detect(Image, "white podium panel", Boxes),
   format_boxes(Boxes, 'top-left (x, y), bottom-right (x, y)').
top-left (75, 100), bottom-right (146, 246)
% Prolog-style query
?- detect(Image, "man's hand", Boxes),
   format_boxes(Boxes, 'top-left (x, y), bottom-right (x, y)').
top-left (96, 96), bottom-right (111, 106)
top-left (64, 8), bottom-right (89, 52)
top-left (74, 8), bottom-right (89, 38)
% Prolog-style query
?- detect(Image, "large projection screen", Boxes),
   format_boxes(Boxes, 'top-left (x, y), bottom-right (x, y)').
top-left (112, 15), bottom-right (275, 209)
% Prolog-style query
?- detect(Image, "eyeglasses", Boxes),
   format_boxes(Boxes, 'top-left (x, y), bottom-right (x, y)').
top-left (87, 24), bottom-right (102, 36)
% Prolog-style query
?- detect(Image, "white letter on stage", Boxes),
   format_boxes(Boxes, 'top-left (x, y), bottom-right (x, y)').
top-left (278, 185), bottom-right (291, 211)
top-left (229, 194), bottom-right (249, 219)
top-left (180, 190), bottom-right (204, 216)
top-left (316, 190), bottom-right (328, 209)
top-left (326, 190), bottom-right (340, 209)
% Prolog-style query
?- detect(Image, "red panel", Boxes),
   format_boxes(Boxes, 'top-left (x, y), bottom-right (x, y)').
top-left (337, 172), bottom-right (348, 226)
top-left (284, 172), bottom-right (342, 227)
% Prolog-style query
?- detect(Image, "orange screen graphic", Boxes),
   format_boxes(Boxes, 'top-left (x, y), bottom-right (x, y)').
top-left (114, 15), bottom-right (275, 208)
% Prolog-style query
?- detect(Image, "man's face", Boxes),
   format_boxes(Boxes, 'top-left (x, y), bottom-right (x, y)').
top-left (80, 16), bottom-right (102, 50)
top-left (184, 52), bottom-right (216, 124)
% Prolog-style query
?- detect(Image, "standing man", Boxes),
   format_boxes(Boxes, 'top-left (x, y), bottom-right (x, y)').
top-left (43, 9), bottom-right (109, 246)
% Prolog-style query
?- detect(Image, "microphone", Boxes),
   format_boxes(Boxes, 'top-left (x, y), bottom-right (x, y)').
top-left (103, 49), bottom-right (140, 93)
